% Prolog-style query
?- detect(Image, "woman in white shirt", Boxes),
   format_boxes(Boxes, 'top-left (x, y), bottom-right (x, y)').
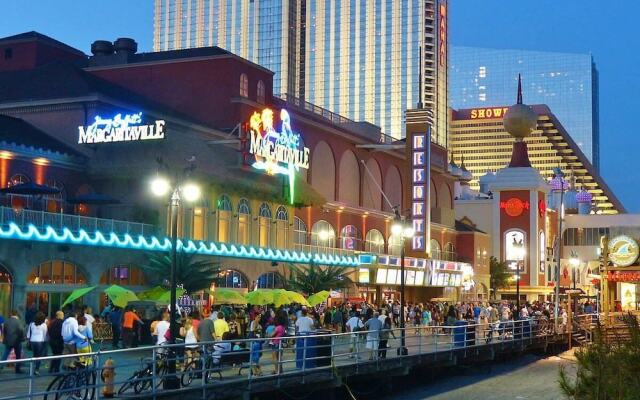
top-left (180, 317), bottom-right (198, 366)
top-left (28, 312), bottom-right (48, 375)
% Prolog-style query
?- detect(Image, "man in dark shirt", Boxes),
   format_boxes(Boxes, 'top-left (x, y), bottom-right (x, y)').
top-left (108, 307), bottom-right (122, 349)
top-left (197, 317), bottom-right (215, 344)
top-left (0, 310), bottom-right (25, 373)
top-left (48, 311), bottom-right (65, 373)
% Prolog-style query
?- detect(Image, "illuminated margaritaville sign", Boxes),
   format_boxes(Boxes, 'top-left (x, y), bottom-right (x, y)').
top-left (78, 112), bottom-right (166, 144)
top-left (248, 108), bottom-right (310, 204)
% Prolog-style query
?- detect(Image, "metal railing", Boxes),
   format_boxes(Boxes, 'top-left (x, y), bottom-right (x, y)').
top-left (0, 317), bottom-right (561, 400)
top-left (293, 243), bottom-right (358, 258)
top-left (0, 206), bottom-right (158, 238)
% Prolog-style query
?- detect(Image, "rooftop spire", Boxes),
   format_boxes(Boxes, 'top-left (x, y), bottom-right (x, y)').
top-left (517, 73), bottom-right (523, 104)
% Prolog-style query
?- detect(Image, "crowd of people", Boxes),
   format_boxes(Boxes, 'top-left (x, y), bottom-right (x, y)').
top-left (0, 297), bottom-right (598, 375)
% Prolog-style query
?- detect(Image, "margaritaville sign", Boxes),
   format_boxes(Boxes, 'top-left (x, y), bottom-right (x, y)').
top-left (78, 113), bottom-right (165, 144)
top-left (248, 108), bottom-right (310, 203)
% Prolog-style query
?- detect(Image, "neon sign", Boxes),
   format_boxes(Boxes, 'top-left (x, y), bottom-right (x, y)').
top-left (78, 112), bottom-right (165, 144)
top-left (500, 198), bottom-right (530, 217)
top-left (470, 107), bottom-right (509, 120)
top-left (411, 133), bottom-right (427, 251)
top-left (248, 108), bottom-right (310, 204)
top-left (439, 2), bottom-right (447, 67)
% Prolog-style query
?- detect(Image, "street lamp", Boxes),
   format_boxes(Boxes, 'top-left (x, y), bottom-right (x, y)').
top-left (569, 251), bottom-right (580, 291)
top-left (550, 167), bottom-right (567, 330)
top-left (391, 208), bottom-right (414, 355)
top-left (150, 174), bottom-right (200, 388)
top-left (512, 237), bottom-right (525, 315)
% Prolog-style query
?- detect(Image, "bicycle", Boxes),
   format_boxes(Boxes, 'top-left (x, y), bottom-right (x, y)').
top-left (180, 349), bottom-right (222, 387)
top-left (44, 360), bottom-right (97, 400)
top-left (117, 351), bottom-right (170, 395)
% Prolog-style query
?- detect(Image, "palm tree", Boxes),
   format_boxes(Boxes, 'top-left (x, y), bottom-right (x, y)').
top-left (142, 252), bottom-right (221, 294)
top-left (285, 263), bottom-right (353, 295)
top-left (489, 256), bottom-right (511, 300)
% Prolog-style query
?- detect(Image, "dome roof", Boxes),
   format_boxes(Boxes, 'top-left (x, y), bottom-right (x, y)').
top-left (449, 158), bottom-right (462, 177)
top-left (460, 168), bottom-right (473, 182)
top-left (479, 171), bottom-right (496, 183)
top-left (503, 104), bottom-right (537, 139)
top-left (576, 189), bottom-right (593, 203)
top-left (549, 176), bottom-right (569, 191)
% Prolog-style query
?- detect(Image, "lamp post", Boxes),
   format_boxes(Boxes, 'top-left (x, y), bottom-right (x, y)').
top-left (150, 175), bottom-right (200, 388)
top-left (391, 209), bottom-right (414, 355)
top-left (512, 238), bottom-right (525, 315)
top-left (569, 251), bottom-right (580, 291)
top-left (551, 167), bottom-right (566, 330)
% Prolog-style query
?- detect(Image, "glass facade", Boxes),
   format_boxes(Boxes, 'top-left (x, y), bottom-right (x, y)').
top-left (450, 46), bottom-right (599, 169)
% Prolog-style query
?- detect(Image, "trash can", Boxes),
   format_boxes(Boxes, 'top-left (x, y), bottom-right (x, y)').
top-left (453, 321), bottom-right (468, 347)
top-left (295, 333), bottom-right (317, 369)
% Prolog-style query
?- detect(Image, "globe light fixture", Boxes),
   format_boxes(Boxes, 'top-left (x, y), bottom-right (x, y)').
top-left (391, 221), bottom-right (403, 236)
top-left (150, 176), bottom-right (170, 197)
top-left (318, 230), bottom-right (330, 241)
top-left (182, 182), bottom-right (201, 202)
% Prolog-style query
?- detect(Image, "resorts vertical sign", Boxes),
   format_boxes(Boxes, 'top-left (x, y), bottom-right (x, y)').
top-left (411, 131), bottom-right (430, 252)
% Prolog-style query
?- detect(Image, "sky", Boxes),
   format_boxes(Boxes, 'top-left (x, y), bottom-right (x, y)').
top-left (0, 0), bottom-right (638, 211)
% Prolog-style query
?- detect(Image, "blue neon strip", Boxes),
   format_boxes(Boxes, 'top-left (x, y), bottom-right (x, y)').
top-left (0, 223), bottom-right (360, 267)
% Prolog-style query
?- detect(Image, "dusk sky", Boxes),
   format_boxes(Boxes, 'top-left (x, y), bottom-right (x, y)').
top-left (2, 0), bottom-right (637, 211)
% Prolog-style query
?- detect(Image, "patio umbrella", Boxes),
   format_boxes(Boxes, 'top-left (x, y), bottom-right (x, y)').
top-left (61, 286), bottom-right (96, 308)
top-left (207, 288), bottom-right (248, 305)
top-left (0, 182), bottom-right (61, 195)
top-left (272, 289), bottom-right (295, 307)
top-left (138, 286), bottom-right (167, 301)
top-left (156, 288), bottom-right (186, 303)
top-left (67, 193), bottom-right (120, 205)
top-left (245, 289), bottom-right (274, 306)
top-left (283, 290), bottom-right (311, 306)
top-left (307, 290), bottom-right (330, 307)
top-left (105, 284), bottom-right (139, 308)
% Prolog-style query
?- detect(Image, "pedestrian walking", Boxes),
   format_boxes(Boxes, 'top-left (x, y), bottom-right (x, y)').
top-left (48, 311), bottom-right (64, 373)
top-left (122, 306), bottom-right (142, 348)
top-left (61, 310), bottom-right (87, 368)
top-left (0, 310), bottom-right (25, 373)
top-left (364, 312), bottom-right (382, 360)
top-left (108, 306), bottom-right (122, 349)
top-left (378, 316), bottom-right (395, 359)
top-left (27, 311), bottom-right (48, 374)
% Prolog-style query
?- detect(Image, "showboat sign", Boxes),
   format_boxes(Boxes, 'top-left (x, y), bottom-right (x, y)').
top-left (78, 112), bottom-right (166, 144)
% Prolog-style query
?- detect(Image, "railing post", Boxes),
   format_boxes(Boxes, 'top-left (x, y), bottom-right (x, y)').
top-left (96, 351), bottom-right (102, 400)
top-left (152, 346), bottom-right (157, 398)
top-left (28, 358), bottom-right (34, 400)
top-left (330, 335), bottom-right (335, 369)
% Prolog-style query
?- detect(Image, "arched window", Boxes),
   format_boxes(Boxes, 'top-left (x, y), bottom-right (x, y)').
top-left (256, 272), bottom-right (284, 289)
top-left (257, 80), bottom-right (265, 104)
top-left (294, 217), bottom-right (307, 246)
top-left (430, 239), bottom-right (441, 260)
top-left (240, 73), bottom-right (249, 97)
top-left (444, 242), bottom-right (456, 261)
top-left (539, 231), bottom-right (546, 274)
top-left (388, 234), bottom-right (403, 256)
top-left (275, 206), bottom-right (289, 249)
top-left (505, 229), bottom-right (526, 271)
top-left (237, 199), bottom-right (251, 245)
top-left (217, 195), bottom-right (232, 243)
top-left (258, 203), bottom-right (272, 247)
top-left (8, 173), bottom-right (29, 187)
top-left (311, 220), bottom-right (335, 248)
top-left (340, 225), bottom-right (361, 250)
top-left (7, 173), bottom-right (31, 210)
top-left (365, 229), bottom-right (385, 254)
top-left (100, 265), bottom-right (146, 286)
top-left (217, 269), bottom-right (248, 288)
top-left (27, 260), bottom-right (86, 285)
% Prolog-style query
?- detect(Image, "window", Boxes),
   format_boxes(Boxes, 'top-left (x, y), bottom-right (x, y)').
top-left (539, 232), bottom-right (546, 273)
top-left (365, 229), bottom-right (385, 254)
top-left (100, 265), bottom-right (146, 286)
top-left (257, 80), bottom-right (265, 103)
top-left (4, 48), bottom-right (12, 60)
top-left (388, 234), bottom-right (403, 256)
top-left (240, 73), bottom-right (249, 97)
top-left (505, 230), bottom-right (526, 272)
top-left (256, 272), bottom-right (284, 289)
top-left (217, 195), bottom-right (232, 243)
top-left (216, 269), bottom-right (248, 288)
top-left (310, 220), bottom-right (335, 248)
top-left (340, 225), bottom-right (361, 250)
top-left (45, 180), bottom-right (65, 213)
top-left (430, 239), bottom-right (441, 259)
top-left (8, 173), bottom-right (29, 187)
top-left (294, 217), bottom-right (307, 246)
top-left (444, 243), bottom-right (457, 261)
top-left (192, 207), bottom-right (205, 240)
top-left (258, 203), bottom-right (272, 247)
top-left (275, 206), bottom-right (289, 249)
top-left (237, 199), bottom-right (251, 245)
top-left (28, 261), bottom-right (86, 285)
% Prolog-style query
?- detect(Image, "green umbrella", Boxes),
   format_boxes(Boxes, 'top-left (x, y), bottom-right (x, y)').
top-left (307, 290), bottom-right (330, 307)
top-left (61, 286), bottom-right (96, 308)
top-left (283, 290), bottom-right (311, 306)
top-left (138, 286), bottom-right (166, 301)
top-left (245, 289), bottom-right (274, 305)
top-left (105, 285), bottom-right (139, 308)
top-left (207, 288), bottom-right (248, 305)
top-left (156, 288), bottom-right (186, 303)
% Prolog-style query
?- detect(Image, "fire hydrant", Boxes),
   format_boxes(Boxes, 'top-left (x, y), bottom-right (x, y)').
top-left (101, 358), bottom-right (116, 398)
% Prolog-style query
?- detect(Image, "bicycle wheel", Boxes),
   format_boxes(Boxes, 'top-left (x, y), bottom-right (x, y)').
top-left (118, 371), bottom-right (141, 396)
top-left (43, 374), bottom-right (65, 400)
top-left (133, 370), bottom-right (153, 394)
top-left (180, 360), bottom-right (198, 387)
top-left (56, 372), bottom-right (91, 400)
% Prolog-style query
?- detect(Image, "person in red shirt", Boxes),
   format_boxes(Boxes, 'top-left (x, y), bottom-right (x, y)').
top-left (122, 307), bottom-right (142, 348)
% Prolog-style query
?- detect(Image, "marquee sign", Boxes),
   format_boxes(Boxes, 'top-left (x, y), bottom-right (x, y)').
top-left (438, 2), bottom-right (447, 67)
top-left (470, 107), bottom-right (510, 120)
top-left (78, 113), bottom-right (165, 144)
top-left (410, 131), bottom-right (430, 252)
top-left (248, 108), bottom-right (310, 204)
top-left (608, 235), bottom-right (640, 267)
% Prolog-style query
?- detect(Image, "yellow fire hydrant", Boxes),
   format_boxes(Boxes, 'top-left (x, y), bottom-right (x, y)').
top-left (101, 358), bottom-right (116, 398)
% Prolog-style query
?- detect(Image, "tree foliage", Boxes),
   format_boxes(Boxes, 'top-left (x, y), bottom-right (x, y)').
top-left (285, 263), bottom-right (353, 295)
top-left (559, 314), bottom-right (640, 399)
top-left (489, 256), bottom-right (511, 299)
top-left (142, 252), bottom-right (221, 294)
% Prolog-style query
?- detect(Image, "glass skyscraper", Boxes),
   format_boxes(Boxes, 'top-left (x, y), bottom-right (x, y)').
top-left (153, 0), bottom-right (449, 143)
top-left (450, 46), bottom-right (599, 169)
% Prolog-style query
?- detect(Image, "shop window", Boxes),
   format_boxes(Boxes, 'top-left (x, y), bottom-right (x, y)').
top-left (192, 207), bottom-right (205, 241)
top-left (444, 242), bottom-right (456, 261)
top-left (237, 199), bottom-right (251, 245)
top-left (256, 272), bottom-right (284, 289)
top-left (217, 195), bottom-right (232, 243)
top-left (430, 239), bottom-right (441, 259)
top-left (99, 265), bottom-right (146, 286)
top-left (258, 203), bottom-right (272, 247)
top-left (240, 73), bottom-right (249, 97)
top-left (275, 205), bottom-right (289, 249)
top-left (27, 260), bottom-right (86, 285)
top-left (365, 229), bottom-right (385, 254)
top-left (311, 220), bottom-right (335, 248)
top-left (388, 234), bottom-right (403, 256)
top-left (217, 269), bottom-right (248, 288)
top-left (293, 217), bottom-right (307, 246)
top-left (257, 80), bottom-right (265, 104)
top-left (340, 225), bottom-right (361, 250)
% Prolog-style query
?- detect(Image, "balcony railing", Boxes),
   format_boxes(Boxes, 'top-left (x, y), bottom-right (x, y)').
top-left (294, 243), bottom-right (358, 258)
top-left (0, 206), bottom-right (158, 238)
